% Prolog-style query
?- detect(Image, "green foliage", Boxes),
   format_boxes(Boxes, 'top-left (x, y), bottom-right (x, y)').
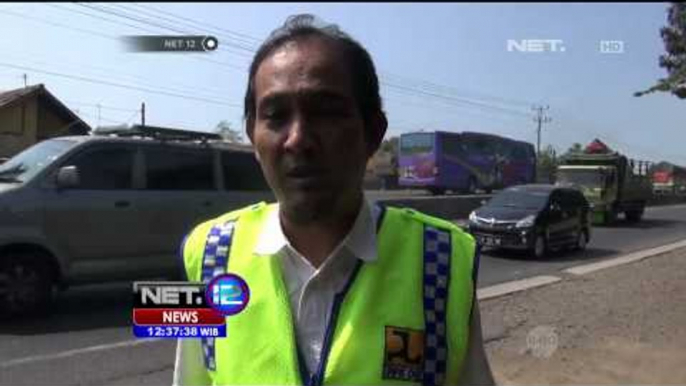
top-left (215, 120), bottom-right (244, 143)
top-left (635, 2), bottom-right (686, 99)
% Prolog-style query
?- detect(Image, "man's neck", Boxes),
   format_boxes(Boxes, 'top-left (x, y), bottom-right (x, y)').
top-left (280, 194), bottom-right (363, 269)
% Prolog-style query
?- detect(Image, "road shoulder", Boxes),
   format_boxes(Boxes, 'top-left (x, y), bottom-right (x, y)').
top-left (480, 246), bottom-right (686, 385)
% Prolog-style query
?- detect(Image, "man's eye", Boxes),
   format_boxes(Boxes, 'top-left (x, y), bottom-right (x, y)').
top-left (261, 109), bottom-right (288, 121)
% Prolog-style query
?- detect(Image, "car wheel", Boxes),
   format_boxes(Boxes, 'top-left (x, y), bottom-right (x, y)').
top-left (0, 252), bottom-right (55, 319)
top-left (531, 233), bottom-right (547, 259)
top-left (574, 228), bottom-right (588, 251)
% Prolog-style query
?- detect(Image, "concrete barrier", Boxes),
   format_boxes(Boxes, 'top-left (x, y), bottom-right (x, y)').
top-left (373, 195), bottom-right (492, 221)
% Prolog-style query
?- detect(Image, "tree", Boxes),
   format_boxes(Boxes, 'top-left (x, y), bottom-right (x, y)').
top-left (215, 120), bottom-right (244, 143)
top-left (635, 2), bottom-right (686, 99)
top-left (562, 142), bottom-right (584, 158)
top-left (380, 136), bottom-right (399, 154)
top-left (536, 144), bottom-right (558, 183)
top-left (378, 136), bottom-right (399, 174)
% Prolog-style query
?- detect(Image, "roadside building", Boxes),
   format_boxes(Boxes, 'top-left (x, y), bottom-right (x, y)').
top-left (0, 84), bottom-right (91, 159)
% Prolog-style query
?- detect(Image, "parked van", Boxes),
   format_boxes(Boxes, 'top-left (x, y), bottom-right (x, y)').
top-left (0, 126), bottom-right (272, 317)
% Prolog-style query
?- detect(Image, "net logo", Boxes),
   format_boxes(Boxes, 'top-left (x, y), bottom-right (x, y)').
top-left (507, 39), bottom-right (566, 53)
top-left (131, 275), bottom-right (250, 339)
top-left (206, 274), bottom-right (250, 316)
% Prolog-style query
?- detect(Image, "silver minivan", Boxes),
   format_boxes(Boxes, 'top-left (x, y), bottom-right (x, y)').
top-left (0, 129), bottom-right (272, 317)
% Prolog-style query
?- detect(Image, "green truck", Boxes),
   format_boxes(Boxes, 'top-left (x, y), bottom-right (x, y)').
top-left (555, 141), bottom-right (652, 224)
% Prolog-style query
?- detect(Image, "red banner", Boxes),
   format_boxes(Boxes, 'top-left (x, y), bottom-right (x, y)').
top-left (133, 308), bottom-right (225, 326)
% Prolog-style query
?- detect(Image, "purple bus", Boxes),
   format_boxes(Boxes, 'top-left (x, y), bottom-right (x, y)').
top-left (398, 131), bottom-right (536, 195)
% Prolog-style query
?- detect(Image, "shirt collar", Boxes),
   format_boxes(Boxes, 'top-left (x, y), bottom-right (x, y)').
top-left (254, 195), bottom-right (379, 264)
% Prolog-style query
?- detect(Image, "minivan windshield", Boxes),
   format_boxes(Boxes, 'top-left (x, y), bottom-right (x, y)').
top-left (487, 189), bottom-right (551, 210)
top-left (0, 139), bottom-right (78, 183)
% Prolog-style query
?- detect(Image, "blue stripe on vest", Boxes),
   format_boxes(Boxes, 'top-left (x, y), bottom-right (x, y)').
top-left (200, 221), bottom-right (236, 372)
top-left (422, 225), bottom-right (451, 386)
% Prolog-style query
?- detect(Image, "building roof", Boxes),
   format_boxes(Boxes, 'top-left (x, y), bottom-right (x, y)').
top-left (0, 84), bottom-right (91, 135)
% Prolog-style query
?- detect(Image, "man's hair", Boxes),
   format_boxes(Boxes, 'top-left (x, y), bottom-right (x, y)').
top-left (243, 14), bottom-right (386, 149)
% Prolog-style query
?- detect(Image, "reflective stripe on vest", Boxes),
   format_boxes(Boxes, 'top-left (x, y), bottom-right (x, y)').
top-left (422, 226), bottom-right (451, 386)
top-left (200, 220), bottom-right (236, 371)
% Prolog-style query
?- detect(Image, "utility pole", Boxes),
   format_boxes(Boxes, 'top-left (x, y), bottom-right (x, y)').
top-left (96, 103), bottom-right (101, 127)
top-left (22, 74), bottom-right (27, 88)
top-left (141, 102), bottom-right (146, 126)
top-left (532, 105), bottom-right (552, 156)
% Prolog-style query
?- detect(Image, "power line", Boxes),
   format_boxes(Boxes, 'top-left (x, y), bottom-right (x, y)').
top-left (47, 3), bottom-right (159, 34)
top-left (0, 61), bottom-right (242, 108)
top-left (75, 3), bottom-right (255, 57)
top-left (0, 7), bottom-right (114, 40)
top-left (381, 80), bottom-right (532, 118)
top-left (74, 109), bottom-right (125, 125)
top-left (6, 4), bottom-right (547, 133)
top-left (9, 5), bottom-right (248, 73)
top-left (14, 4), bottom-right (540, 121)
top-left (0, 49), bottom-right (238, 101)
top-left (64, 100), bottom-right (139, 113)
top-left (380, 71), bottom-right (535, 109)
top-left (101, 3), bottom-right (541, 114)
top-left (129, 2), bottom-right (262, 47)
top-left (106, 2), bottom-right (257, 55)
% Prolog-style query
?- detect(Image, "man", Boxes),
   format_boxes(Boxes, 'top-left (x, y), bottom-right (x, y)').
top-left (173, 14), bottom-right (495, 386)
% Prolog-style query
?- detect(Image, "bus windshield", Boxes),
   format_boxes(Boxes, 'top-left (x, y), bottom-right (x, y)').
top-left (0, 139), bottom-right (78, 183)
top-left (400, 133), bottom-right (435, 155)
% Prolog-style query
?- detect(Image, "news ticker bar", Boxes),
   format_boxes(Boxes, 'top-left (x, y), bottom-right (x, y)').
top-left (133, 325), bottom-right (227, 338)
top-left (133, 308), bottom-right (225, 325)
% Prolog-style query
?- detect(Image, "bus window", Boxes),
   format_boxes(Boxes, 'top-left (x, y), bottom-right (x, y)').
top-left (400, 133), bottom-right (435, 155)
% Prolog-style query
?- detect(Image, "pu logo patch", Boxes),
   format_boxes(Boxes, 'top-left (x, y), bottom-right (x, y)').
top-left (383, 326), bottom-right (424, 382)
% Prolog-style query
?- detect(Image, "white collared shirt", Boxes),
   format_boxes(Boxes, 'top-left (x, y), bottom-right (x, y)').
top-left (173, 197), bottom-right (381, 384)
top-left (253, 197), bottom-right (381, 374)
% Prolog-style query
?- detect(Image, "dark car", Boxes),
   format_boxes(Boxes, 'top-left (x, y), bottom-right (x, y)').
top-left (468, 184), bottom-right (592, 258)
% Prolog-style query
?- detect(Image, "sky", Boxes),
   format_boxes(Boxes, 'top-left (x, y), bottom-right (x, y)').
top-left (1, 2), bottom-right (684, 165)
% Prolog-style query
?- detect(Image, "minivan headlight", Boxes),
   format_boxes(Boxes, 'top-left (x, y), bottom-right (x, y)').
top-left (516, 214), bottom-right (536, 228)
top-left (469, 211), bottom-right (477, 223)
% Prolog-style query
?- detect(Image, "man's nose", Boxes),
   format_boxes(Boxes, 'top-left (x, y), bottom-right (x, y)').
top-left (283, 114), bottom-right (316, 153)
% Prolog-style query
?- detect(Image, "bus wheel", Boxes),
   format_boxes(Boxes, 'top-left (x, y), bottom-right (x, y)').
top-left (429, 188), bottom-right (445, 196)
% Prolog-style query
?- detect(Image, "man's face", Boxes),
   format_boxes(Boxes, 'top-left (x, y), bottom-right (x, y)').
top-left (251, 36), bottom-right (371, 223)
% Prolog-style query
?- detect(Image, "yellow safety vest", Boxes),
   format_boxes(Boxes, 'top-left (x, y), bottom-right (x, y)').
top-left (181, 202), bottom-right (476, 385)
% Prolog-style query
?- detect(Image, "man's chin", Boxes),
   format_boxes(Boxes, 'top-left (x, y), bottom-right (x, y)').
top-left (279, 190), bottom-right (340, 223)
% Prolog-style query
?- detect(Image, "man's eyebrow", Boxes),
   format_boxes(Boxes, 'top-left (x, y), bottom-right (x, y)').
top-left (258, 89), bottom-right (351, 106)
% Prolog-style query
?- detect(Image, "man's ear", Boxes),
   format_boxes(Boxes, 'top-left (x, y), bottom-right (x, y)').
top-left (366, 111), bottom-right (388, 157)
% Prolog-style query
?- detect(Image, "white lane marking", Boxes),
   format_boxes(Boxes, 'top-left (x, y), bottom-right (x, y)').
top-left (564, 238), bottom-right (686, 276)
top-left (477, 275), bottom-right (561, 301)
top-left (0, 338), bottom-right (162, 369)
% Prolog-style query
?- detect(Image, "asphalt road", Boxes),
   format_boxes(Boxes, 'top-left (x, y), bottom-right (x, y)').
top-left (477, 203), bottom-right (686, 286)
top-left (1, 203), bottom-right (685, 385)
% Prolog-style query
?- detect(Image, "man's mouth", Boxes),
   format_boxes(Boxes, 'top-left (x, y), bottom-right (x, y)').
top-left (286, 167), bottom-right (327, 178)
